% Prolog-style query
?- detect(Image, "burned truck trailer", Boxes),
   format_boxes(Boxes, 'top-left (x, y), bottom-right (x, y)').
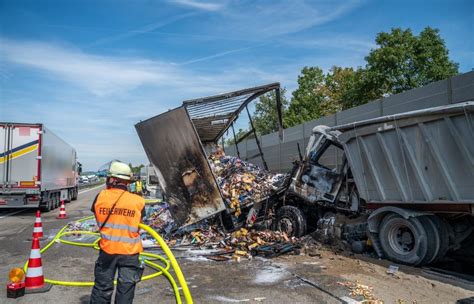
top-left (0, 123), bottom-right (79, 211)
top-left (135, 83), bottom-right (284, 227)
top-left (286, 102), bottom-right (474, 266)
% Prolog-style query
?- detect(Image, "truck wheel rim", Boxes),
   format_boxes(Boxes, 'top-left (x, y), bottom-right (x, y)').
top-left (279, 218), bottom-right (294, 236)
top-left (388, 223), bottom-right (415, 255)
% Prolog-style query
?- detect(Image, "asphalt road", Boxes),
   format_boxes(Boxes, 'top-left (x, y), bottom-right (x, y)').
top-left (0, 186), bottom-right (340, 304)
top-left (1, 186), bottom-right (472, 303)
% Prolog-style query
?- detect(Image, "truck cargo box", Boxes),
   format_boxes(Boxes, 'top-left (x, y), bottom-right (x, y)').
top-left (334, 102), bottom-right (474, 205)
top-left (136, 83), bottom-right (283, 226)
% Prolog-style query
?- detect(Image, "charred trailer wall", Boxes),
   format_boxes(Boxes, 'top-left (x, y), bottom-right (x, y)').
top-left (135, 107), bottom-right (226, 227)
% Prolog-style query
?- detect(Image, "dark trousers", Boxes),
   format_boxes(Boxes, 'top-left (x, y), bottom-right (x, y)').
top-left (90, 250), bottom-right (141, 304)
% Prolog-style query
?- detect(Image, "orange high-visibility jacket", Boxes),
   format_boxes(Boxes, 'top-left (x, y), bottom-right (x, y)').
top-left (94, 188), bottom-right (145, 255)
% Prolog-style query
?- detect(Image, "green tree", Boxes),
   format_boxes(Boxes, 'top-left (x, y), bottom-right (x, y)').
top-left (285, 67), bottom-right (326, 127)
top-left (361, 27), bottom-right (458, 100)
top-left (285, 66), bottom-right (358, 127)
top-left (253, 88), bottom-right (289, 135)
top-left (319, 66), bottom-right (360, 112)
top-left (283, 27), bottom-right (459, 126)
top-left (128, 163), bottom-right (144, 175)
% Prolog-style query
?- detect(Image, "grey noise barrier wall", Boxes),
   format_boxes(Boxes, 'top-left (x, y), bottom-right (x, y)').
top-left (224, 71), bottom-right (474, 173)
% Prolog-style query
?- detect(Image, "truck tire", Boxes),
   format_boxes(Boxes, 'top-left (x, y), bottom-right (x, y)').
top-left (417, 216), bottom-right (440, 265)
top-left (41, 197), bottom-right (52, 212)
top-left (54, 193), bottom-right (60, 209)
top-left (379, 213), bottom-right (435, 266)
top-left (276, 205), bottom-right (307, 237)
top-left (72, 187), bottom-right (78, 201)
top-left (425, 215), bottom-right (450, 263)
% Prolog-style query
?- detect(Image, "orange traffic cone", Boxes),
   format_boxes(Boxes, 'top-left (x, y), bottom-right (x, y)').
top-left (56, 201), bottom-right (69, 219)
top-left (32, 210), bottom-right (44, 239)
top-left (25, 237), bottom-right (52, 293)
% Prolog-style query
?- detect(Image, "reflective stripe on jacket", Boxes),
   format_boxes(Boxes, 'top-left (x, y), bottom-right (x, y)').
top-left (94, 188), bottom-right (145, 255)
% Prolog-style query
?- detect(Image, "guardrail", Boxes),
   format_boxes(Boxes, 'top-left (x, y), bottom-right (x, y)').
top-left (78, 180), bottom-right (105, 190)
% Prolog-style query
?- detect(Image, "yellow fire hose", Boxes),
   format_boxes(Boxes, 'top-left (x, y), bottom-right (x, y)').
top-left (23, 215), bottom-right (193, 304)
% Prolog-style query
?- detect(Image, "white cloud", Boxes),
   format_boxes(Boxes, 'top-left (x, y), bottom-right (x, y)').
top-left (217, 0), bottom-right (363, 38)
top-left (87, 12), bottom-right (197, 47)
top-left (0, 38), bottom-right (185, 96)
top-left (0, 38), bottom-right (289, 169)
top-left (0, 32), bottom-right (370, 170)
top-left (283, 36), bottom-right (376, 54)
top-left (176, 44), bottom-right (267, 65)
top-left (166, 1), bottom-right (363, 39)
top-left (171, 0), bottom-right (225, 11)
top-left (0, 38), bottom-right (287, 98)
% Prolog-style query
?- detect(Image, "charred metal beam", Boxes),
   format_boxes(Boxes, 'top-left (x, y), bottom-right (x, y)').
top-left (235, 128), bottom-right (255, 145)
top-left (275, 87), bottom-right (284, 140)
top-left (231, 122), bottom-right (240, 159)
top-left (246, 105), bottom-right (268, 170)
top-left (183, 82), bottom-right (282, 146)
top-left (213, 87), bottom-right (278, 143)
top-left (183, 82), bottom-right (280, 106)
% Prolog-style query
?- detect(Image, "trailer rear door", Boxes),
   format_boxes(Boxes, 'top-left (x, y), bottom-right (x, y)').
top-left (135, 107), bottom-right (226, 226)
top-left (0, 124), bottom-right (40, 188)
top-left (0, 124), bottom-right (7, 185)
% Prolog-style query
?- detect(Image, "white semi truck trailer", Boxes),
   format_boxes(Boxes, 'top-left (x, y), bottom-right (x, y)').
top-left (0, 123), bottom-right (79, 211)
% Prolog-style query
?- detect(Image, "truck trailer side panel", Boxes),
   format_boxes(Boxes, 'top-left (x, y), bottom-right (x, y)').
top-left (336, 102), bottom-right (474, 205)
top-left (135, 107), bottom-right (226, 226)
top-left (41, 126), bottom-right (77, 192)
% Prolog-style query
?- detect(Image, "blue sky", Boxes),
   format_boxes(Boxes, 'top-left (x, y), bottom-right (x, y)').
top-left (1, 0), bottom-right (473, 170)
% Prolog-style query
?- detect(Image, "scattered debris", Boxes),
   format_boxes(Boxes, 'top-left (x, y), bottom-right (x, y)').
top-left (337, 280), bottom-right (383, 304)
top-left (251, 243), bottom-right (295, 258)
top-left (387, 265), bottom-right (399, 275)
top-left (298, 234), bottom-right (322, 257)
top-left (143, 202), bottom-right (176, 235)
top-left (208, 151), bottom-right (285, 217)
top-left (64, 219), bottom-right (98, 235)
top-left (169, 226), bottom-right (299, 261)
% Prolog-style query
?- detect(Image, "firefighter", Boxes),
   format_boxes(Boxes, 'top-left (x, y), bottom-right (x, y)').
top-left (136, 179), bottom-right (143, 195)
top-left (90, 161), bottom-right (145, 304)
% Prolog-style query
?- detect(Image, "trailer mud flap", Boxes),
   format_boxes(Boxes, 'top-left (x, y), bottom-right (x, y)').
top-left (135, 107), bottom-right (226, 226)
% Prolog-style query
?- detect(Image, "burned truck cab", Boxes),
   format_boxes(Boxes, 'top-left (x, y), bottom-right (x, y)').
top-left (273, 125), bottom-right (364, 238)
top-left (288, 126), bottom-right (361, 213)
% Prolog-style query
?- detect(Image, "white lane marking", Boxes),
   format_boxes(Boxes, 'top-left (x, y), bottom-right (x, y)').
top-left (79, 184), bottom-right (104, 194)
top-left (0, 209), bottom-right (25, 219)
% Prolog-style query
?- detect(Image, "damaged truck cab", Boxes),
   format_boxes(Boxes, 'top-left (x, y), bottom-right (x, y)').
top-left (283, 102), bottom-right (474, 266)
top-left (289, 126), bottom-right (360, 213)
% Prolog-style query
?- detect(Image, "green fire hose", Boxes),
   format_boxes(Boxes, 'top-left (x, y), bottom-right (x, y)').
top-left (23, 215), bottom-right (193, 304)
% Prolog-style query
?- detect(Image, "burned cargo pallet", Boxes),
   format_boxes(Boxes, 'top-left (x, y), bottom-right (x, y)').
top-left (135, 83), bottom-right (284, 227)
